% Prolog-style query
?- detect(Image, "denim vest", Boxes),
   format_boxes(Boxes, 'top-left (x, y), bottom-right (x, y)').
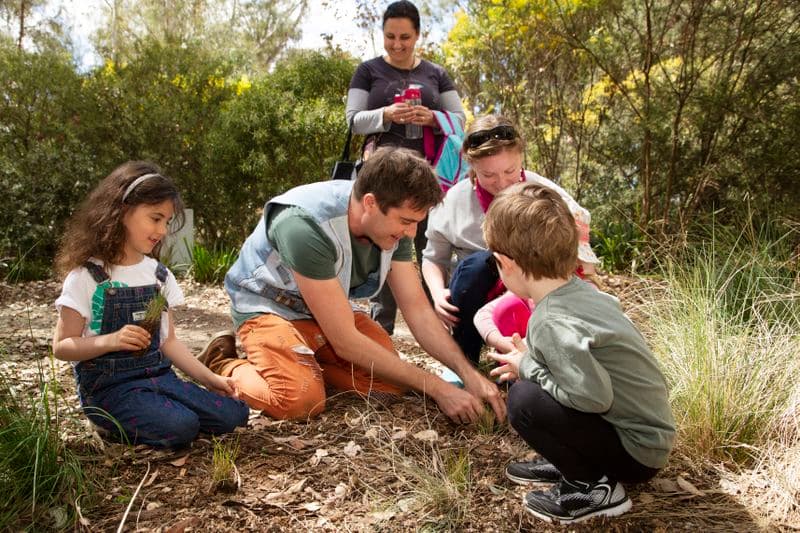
top-left (224, 180), bottom-right (396, 320)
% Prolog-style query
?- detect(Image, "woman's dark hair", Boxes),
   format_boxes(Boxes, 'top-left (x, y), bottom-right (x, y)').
top-left (55, 161), bottom-right (185, 278)
top-left (383, 1), bottom-right (420, 32)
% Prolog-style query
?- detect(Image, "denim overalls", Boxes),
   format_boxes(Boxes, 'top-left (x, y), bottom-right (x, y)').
top-left (75, 261), bottom-right (249, 448)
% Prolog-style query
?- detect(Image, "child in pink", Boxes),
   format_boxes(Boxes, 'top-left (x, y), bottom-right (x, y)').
top-left (475, 218), bottom-right (599, 353)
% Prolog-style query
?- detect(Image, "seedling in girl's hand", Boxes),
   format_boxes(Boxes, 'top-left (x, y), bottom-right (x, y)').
top-left (133, 293), bottom-right (167, 356)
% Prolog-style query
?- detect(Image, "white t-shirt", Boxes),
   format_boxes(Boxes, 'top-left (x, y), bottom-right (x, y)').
top-left (55, 257), bottom-right (184, 345)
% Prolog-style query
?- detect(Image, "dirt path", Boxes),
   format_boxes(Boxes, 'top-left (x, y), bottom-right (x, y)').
top-left (0, 278), bottom-right (763, 531)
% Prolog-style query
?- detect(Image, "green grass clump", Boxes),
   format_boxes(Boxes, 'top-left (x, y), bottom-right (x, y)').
top-left (0, 362), bottom-right (91, 530)
top-left (189, 243), bottom-right (238, 284)
top-left (383, 441), bottom-right (473, 531)
top-left (210, 435), bottom-right (240, 493)
top-left (645, 220), bottom-right (799, 465)
top-left (133, 293), bottom-right (168, 356)
top-left (592, 221), bottom-right (645, 273)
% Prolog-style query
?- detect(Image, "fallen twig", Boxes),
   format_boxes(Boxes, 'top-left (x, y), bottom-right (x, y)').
top-left (117, 461), bottom-right (151, 533)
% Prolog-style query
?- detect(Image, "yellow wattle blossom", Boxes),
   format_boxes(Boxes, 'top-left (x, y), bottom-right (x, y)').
top-left (234, 75), bottom-right (252, 96)
top-left (207, 75), bottom-right (225, 90)
top-left (171, 74), bottom-right (188, 90)
top-left (102, 59), bottom-right (115, 77)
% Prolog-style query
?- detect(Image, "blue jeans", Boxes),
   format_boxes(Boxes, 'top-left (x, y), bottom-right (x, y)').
top-left (448, 250), bottom-right (498, 365)
top-left (75, 265), bottom-right (248, 448)
top-left (75, 351), bottom-right (249, 448)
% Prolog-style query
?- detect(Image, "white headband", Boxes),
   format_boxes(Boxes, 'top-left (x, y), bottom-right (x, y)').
top-left (122, 173), bottom-right (161, 202)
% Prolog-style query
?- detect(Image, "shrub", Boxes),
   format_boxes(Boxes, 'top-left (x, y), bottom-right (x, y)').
top-left (199, 49), bottom-right (358, 247)
top-left (190, 243), bottom-right (238, 284)
top-left (592, 221), bottom-right (645, 273)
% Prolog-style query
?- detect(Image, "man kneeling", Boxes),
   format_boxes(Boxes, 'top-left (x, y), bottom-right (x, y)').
top-left (200, 148), bottom-right (505, 424)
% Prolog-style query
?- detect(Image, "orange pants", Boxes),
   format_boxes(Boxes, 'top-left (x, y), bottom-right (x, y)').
top-left (215, 312), bottom-right (405, 420)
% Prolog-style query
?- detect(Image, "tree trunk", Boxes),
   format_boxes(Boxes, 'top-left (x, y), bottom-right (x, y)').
top-left (640, 0), bottom-right (654, 228)
top-left (17, 0), bottom-right (26, 50)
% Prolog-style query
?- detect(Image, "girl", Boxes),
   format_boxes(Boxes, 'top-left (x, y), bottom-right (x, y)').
top-left (422, 115), bottom-right (600, 364)
top-left (475, 218), bottom-right (599, 354)
top-left (52, 161), bottom-right (249, 449)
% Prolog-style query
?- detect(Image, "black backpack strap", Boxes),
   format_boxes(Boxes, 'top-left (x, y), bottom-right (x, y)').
top-left (83, 262), bottom-right (109, 283)
top-left (340, 117), bottom-right (354, 161)
top-left (155, 262), bottom-right (168, 283)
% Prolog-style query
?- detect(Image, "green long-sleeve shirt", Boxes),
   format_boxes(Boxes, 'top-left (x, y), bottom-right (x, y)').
top-left (519, 277), bottom-right (676, 469)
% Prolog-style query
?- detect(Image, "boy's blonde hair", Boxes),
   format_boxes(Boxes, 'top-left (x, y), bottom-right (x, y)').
top-left (483, 182), bottom-right (578, 280)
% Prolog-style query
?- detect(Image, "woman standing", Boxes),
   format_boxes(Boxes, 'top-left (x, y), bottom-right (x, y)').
top-left (422, 115), bottom-right (600, 364)
top-left (346, 0), bottom-right (465, 335)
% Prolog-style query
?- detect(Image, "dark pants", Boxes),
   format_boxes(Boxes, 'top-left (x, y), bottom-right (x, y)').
top-left (75, 276), bottom-right (249, 448)
top-left (370, 217), bottom-right (431, 335)
top-left (77, 352), bottom-right (249, 448)
top-left (507, 379), bottom-right (659, 484)
top-left (448, 250), bottom-right (498, 365)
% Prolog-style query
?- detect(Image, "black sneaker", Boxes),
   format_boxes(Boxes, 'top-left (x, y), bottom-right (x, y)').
top-left (523, 476), bottom-right (631, 524)
top-left (505, 457), bottom-right (562, 484)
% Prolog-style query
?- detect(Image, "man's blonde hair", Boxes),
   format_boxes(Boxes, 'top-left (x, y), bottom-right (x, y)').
top-left (483, 182), bottom-right (578, 279)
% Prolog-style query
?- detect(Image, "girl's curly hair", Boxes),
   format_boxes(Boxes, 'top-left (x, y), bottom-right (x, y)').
top-left (55, 161), bottom-right (185, 278)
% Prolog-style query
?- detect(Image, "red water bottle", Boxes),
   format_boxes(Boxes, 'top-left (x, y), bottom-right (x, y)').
top-left (403, 86), bottom-right (422, 139)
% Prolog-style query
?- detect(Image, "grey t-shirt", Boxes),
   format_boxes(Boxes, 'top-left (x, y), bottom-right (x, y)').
top-left (348, 56), bottom-right (458, 154)
top-left (520, 277), bottom-right (676, 469)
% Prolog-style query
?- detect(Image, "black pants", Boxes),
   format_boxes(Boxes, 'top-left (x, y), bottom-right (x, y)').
top-left (370, 217), bottom-right (431, 335)
top-left (448, 250), bottom-right (498, 365)
top-left (507, 379), bottom-right (659, 484)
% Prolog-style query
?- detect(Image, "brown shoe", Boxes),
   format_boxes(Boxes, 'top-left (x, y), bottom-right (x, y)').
top-left (197, 330), bottom-right (237, 373)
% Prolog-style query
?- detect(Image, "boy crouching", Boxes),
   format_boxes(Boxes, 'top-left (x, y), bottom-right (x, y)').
top-left (483, 182), bottom-right (675, 524)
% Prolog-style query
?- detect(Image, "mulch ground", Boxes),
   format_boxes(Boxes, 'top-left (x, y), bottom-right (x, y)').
top-left (0, 276), bottom-right (777, 531)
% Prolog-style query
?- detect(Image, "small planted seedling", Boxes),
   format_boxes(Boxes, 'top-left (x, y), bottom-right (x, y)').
top-left (475, 405), bottom-right (499, 435)
top-left (210, 435), bottom-right (241, 493)
top-left (133, 293), bottom-right (167, 356)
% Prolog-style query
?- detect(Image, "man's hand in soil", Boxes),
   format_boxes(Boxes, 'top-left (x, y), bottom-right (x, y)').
top-left (461, 369), bottom-right (506, 422)
top-left (431, 380), bottom-right (487, 424)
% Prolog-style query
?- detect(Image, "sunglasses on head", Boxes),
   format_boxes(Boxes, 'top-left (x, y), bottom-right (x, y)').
top-left (464, 125), bottom-right (518, 150)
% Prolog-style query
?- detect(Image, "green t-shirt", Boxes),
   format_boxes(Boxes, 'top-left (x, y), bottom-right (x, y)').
top-left (231, 205), bottom-right (412, 329)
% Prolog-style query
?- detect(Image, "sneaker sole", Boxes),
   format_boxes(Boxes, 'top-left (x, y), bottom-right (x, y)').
top-left (505, 470), bottom-right (560, 485)
top-left (523, 495), bottom-right (632, 524)
top-left (197, 330), bottom-right (235, 365)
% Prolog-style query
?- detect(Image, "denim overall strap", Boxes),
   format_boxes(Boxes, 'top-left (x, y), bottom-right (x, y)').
top-left (84, 261), bottom-right (110, 283)
top-left (155, 262), bottom-right (168, 284)
top-left (77, 262), bottom-right (168, 370)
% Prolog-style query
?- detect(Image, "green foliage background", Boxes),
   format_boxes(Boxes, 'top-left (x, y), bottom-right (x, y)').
top-left (444, 0), bottom-right (800, 247)
top-left (0, 42), bottom-right (356, 272)
top-left (1, 0), bottom-right (799, 277)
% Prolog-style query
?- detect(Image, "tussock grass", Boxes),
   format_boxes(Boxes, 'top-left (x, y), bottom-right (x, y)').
top-left (384, 440), bottom-right (473, 531)
top-left (0, 359), bottom-right (91, 530)
top-left (210, 435), bottom-right (241, 493)
top-left (343, 400), bottom-right (476, 531)
top-left (642, 220), bottom-right (799, 465)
